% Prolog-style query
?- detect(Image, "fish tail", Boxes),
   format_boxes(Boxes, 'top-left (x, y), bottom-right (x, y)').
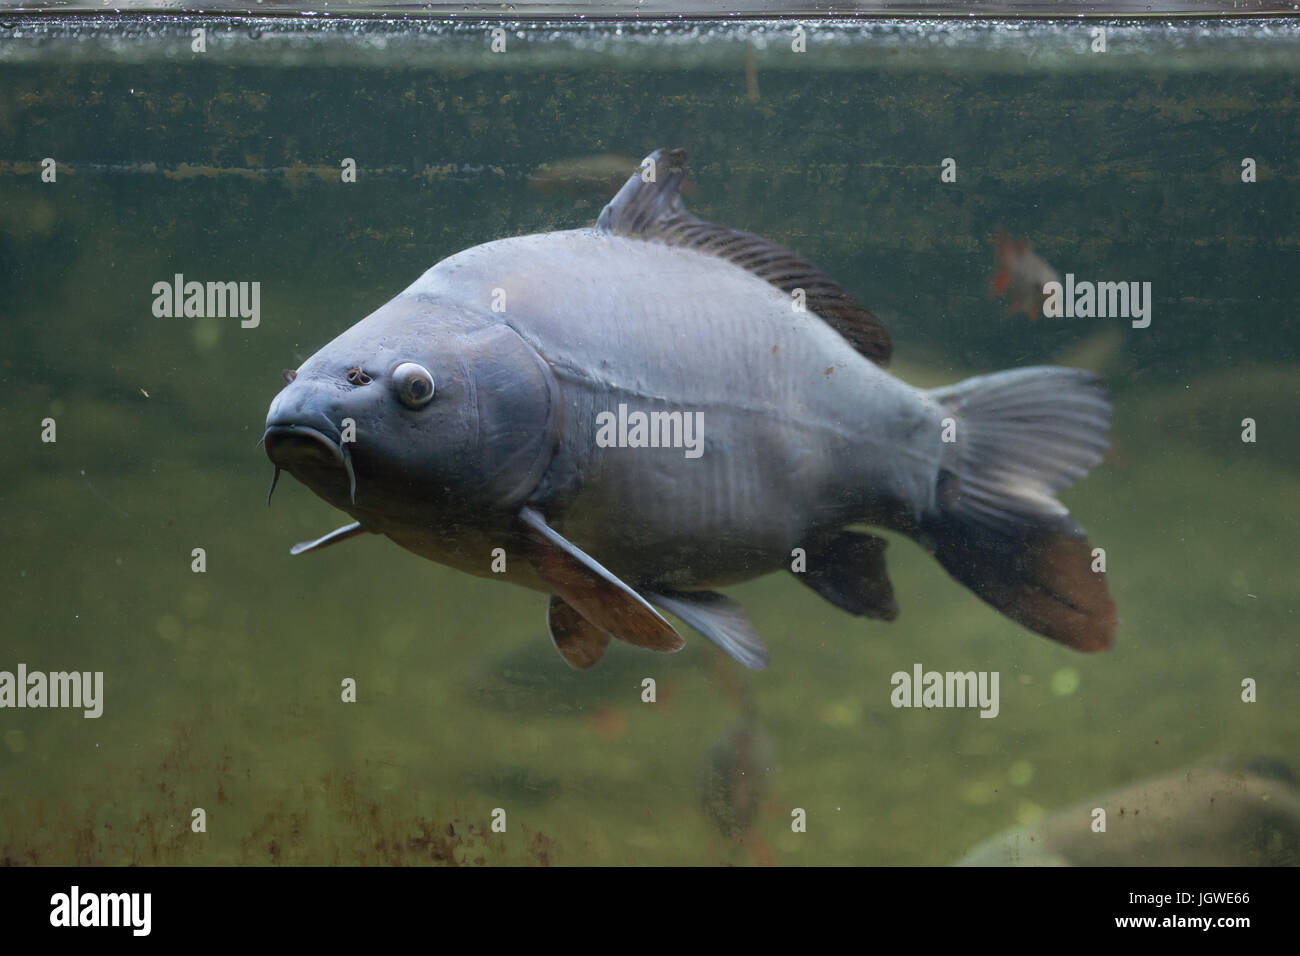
top-left (921, 366), bottom-right (1117, 652)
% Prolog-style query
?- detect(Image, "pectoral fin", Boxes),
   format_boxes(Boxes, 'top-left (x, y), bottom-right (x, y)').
top-left (518, 506), bottom-right (684, 653)
top-left (648, 590), bottom-right (770, 671)
top-left (547, 596), bottom-right (611, 670)
top-left (793, 529), bottom-right (899, 621)
top-left (290, 521), bottom-right (368, 556)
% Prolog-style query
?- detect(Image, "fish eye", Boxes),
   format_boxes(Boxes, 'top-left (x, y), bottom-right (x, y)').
top-left (393, 362), bottom-right (435, 409)
top-left (282, 368), bottom-right (297, 384)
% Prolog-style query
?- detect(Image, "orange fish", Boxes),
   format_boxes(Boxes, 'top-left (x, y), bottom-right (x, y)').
top-left (991, 231), bottom-right (1060, 319)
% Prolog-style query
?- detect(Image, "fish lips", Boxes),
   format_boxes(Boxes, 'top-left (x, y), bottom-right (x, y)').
top-left (262, 423), bottom-right (358, 506)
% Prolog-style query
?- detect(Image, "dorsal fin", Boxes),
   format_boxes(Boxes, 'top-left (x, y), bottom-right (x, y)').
top-left (596, 147), bottom-right (891, 367)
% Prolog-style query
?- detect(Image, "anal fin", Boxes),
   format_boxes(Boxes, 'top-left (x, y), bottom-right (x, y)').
top-left (547, 596), bottom-right (611, 670)
top-left (648, 590), bottom-right (770, 671)
top-left (792, 529), bottom-right (899, 621)
top-left (518, 507), bottom-right (684, 653)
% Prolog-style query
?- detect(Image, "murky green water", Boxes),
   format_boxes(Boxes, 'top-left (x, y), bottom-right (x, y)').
top-left (2, 15), bottom-right (1298, 865)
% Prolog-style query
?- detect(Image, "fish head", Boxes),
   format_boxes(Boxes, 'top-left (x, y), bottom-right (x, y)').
top-left (264, 295), bottom-right (561, 526)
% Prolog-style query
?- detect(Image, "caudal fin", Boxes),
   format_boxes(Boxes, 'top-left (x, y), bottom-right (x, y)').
top-left (923, 367), bottom-right (1117, 652)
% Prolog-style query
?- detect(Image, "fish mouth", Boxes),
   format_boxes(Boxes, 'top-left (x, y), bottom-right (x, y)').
top-left (262, 422), bottom-right (357, 505)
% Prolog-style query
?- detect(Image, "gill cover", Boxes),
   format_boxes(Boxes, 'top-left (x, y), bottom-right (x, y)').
top-left (461, 322), bottom-right (562, 510)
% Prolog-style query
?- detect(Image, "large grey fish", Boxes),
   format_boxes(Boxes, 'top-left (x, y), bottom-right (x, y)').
top-left (263, 148), bottom-right (1117, 671)
top-left (956, 757), bottom-right (1300, 866)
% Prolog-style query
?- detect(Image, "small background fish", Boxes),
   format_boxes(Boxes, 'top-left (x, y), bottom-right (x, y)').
top-left (990, 230), bottom-right (1061, 319)
top-left (698, 662), bottom-right (775, 864)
